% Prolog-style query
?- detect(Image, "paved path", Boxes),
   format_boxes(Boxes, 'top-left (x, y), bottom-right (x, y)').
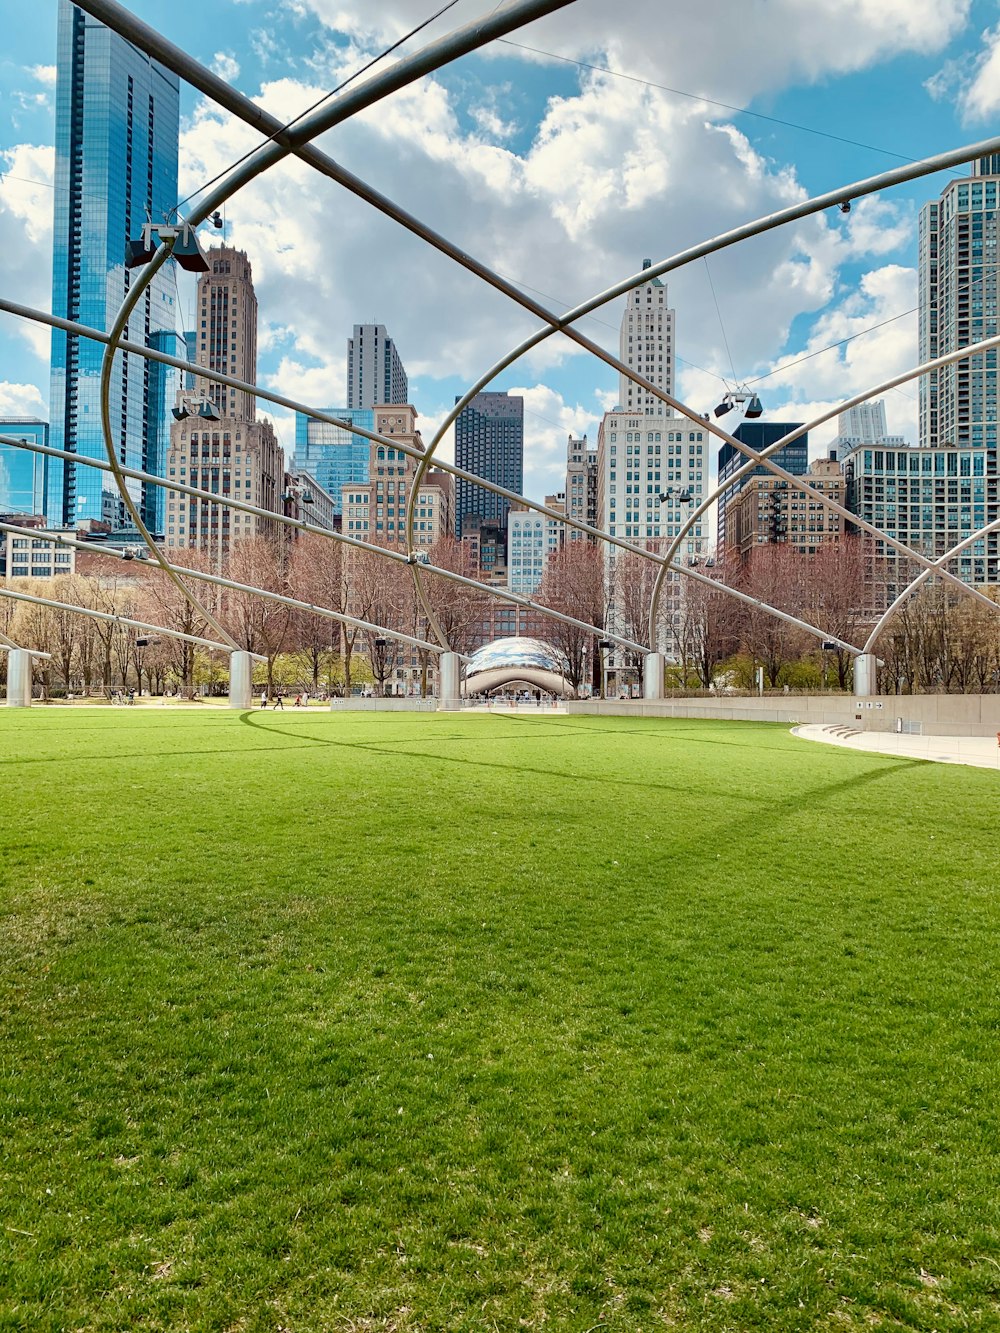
top-left (793, 723), bottom-right (1000, 771)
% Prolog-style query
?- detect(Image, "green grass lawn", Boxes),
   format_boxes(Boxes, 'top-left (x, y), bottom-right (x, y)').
top-left (1, 710), bottom-right (998, 1332)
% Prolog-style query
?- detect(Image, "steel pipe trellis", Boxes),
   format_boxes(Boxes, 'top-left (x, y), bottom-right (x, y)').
top-left (0, 517), bottom-right (464, 661)
top-left (6, 3), bottom-right (1000, 683)
top-left (63, 0), bottom-right (993, 666)
top-left (91, 0), bottom-right (576, 666)
top-left (0, 429), bottom-right (648, 657)
top-left (0, 586), bottom-right (243, 657)
top-left (0, 303), bottom-right (858, 658)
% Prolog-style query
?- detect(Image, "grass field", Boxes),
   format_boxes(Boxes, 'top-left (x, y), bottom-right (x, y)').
top-left (1, 709), bottom-right (998, 1332)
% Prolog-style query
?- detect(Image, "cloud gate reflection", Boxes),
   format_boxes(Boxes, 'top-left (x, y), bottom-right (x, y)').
top-left (463, 637), bottom-right (574, 698)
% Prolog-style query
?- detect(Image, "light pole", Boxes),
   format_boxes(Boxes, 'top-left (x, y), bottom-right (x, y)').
top-left (821, 638), bottom-right (836, 692)
top-left (598, 639), bottom-right (612, 700)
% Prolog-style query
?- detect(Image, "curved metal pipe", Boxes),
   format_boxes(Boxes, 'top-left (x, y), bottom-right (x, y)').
top-left (0, 432), bottom-right (630, 649)
top-left (0, 521), bottom-right (457, 659)
top-left (91, 0), bottom-right (574, 655)
top-left (50, 0), bottom-right (717, 651)
top-left (0, 587), bottom-right (237, 655)
top-left (647, 330), bottom-right (1000, 640)
top-left (23, 7), bottom-right (1000, 665)
top-left (862, 517), bottom-right (1000, 655)
top-left (99, 239), bottom-right (241, 648)
top-left (0, 296), bottom-right (707, 571)
top-left (67, 0), bottom-right (1000, 657)
top-left (1, 431), bottom-right (638, 654)
top-left (0, 430), bottom-right (837, 656)
top-left (408, 130), bottom-right (1000, 603)
top-left (0, 641), bottom-right (52, 659)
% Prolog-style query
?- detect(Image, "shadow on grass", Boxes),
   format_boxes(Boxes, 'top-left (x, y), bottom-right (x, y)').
top-left (236, 709), bottom-right (925, 804)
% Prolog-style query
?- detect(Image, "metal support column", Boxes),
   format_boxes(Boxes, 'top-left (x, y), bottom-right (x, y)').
top-left (7, 649), bottom-right (33, 707)
top-left (438, 653), bottom-right (462, 712)
top-left (228, 651), bottom-right (254, 709)
top-left (854, 653), bottom-right (878, 696)
top-left (643, 652), bottom-right (665, 700)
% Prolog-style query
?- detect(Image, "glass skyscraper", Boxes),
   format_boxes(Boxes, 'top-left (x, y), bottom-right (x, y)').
top-left (0, 419), bottom-right (49, 515)
top-left (293, 408), bottom-right (373, 516)
top-left (717, 422), bottom-right (809, 552)
top-left (454, 391), bottom-right (524, 537)
top-left (48, 0), bottom-right (182, 531)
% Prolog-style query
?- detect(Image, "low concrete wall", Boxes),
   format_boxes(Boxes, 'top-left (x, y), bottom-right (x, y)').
top-left (329, 698), bottom-right (437, 712)
top-left (565, 693), bottom-right (1000, 737)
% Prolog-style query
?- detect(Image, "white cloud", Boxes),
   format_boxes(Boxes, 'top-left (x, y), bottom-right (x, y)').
top-left (0, 380), bottom-right (46, 416)
top-left (0, 144), bottom-right (54, 361)
top-left (952, 23), bottom-right (1000, 121)
top-left (210, 52), bottom-right (242, 83)
top-left (729, 264), bottom-right (921, 453)
top-left (250, 28), bottom-right (288, 67)
top-left (288, 0), bottom-right (970, 103)
top-left (171, 0), bottom-right (946, 506)
top-left (506, 383), bottom-right (600, 499)
top-left (469, 103), bottom-right (517, 142)
top-left (28, 65), bottom-right (56, 87)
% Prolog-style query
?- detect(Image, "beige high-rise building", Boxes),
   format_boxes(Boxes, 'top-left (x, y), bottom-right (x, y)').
top-left (341, 405), bottom-right (452, 547)
top-left (619, 259), bottom-right (675, 415)
top-left (565, 434), bottom-right (597, 541)
top-left (164, 247), bottom-right (283, 560)
top-left (194, 247), bottom-right (258, 422)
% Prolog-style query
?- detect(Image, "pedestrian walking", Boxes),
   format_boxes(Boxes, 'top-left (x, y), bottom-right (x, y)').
top-left (260, 691), bottom-right (267, 709)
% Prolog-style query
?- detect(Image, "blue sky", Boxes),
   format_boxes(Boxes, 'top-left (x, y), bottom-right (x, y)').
top-left (3, 0), bottom-right (1000, 501)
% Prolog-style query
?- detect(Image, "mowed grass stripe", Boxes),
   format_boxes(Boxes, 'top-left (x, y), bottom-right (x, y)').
top-left (1, 711), bottom-right (998, 1331)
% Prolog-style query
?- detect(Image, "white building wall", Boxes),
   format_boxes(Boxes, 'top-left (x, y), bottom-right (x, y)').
top-left (597, 409), bottom-right (709, 660)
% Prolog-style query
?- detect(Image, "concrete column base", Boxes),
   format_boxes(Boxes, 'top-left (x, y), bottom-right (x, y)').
top-left (6, 649), bottom-right (33, 707)
top-left (643, 652), bottom-right (665, 700)
top-left (854, 652), bottom-right (878, 696)
top-left (438, 653), bottom-right (462, 711)
top-left (228, 650), bottom-right (254, 709)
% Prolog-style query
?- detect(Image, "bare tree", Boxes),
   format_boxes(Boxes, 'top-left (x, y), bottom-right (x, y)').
top-left (344, 541), bottom-right (412, 695)
top-left (673, 556), bottom-right (741, 689)
top-left (734, 545), bottom-right (811, 688)
top-left (286, 532), bottom-right (345, 693)
top-left (222, 537), bottom-right (292, 693)
top-left (797, 536), bottom-right (877, 689)
top-left (537, 541), bottom-right (607, 690)
top-left (136, 549), bottom-right (214, 697)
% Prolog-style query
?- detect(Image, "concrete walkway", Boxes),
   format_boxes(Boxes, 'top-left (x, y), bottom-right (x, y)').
top-left (793, 723), bottom-right (1000, 771)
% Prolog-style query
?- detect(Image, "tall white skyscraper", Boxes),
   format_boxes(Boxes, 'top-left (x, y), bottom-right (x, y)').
top-left (919, 157), bottom-right (1000, 451)
top-left (829, 399), bottom-right (904, 461)
top-left (618, 259), bottom-right (675, 415)
top-left (347, 324), bottom-right (408, 410)
top-left (839, 401), bottom-right (887, 443)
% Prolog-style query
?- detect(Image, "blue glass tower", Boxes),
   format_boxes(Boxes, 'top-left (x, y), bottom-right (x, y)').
top-left (454, 391), bottom-right (524, 537)
top-left (717, 421), bottom-right (809, 551)
top-left (49, 1), bottom-right (181, 531)
top-left (293, 408), bottom-right (373, 516)
top-left (0, 419), bottom-right (48, 515)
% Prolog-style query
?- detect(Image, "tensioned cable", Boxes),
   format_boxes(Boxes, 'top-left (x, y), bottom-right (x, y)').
top-left (747, 262), bottom-right (1000, 389)
top-left (704, 258), bottom-right (737, 386)
top-left (172, 0), bottom-right (462, 216)
top-left (497, 39), bottom-right (919, 163)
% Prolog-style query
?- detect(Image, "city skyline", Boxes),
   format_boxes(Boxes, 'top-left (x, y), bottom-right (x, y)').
top-left (6, 2), bottom-right (1000, 508)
